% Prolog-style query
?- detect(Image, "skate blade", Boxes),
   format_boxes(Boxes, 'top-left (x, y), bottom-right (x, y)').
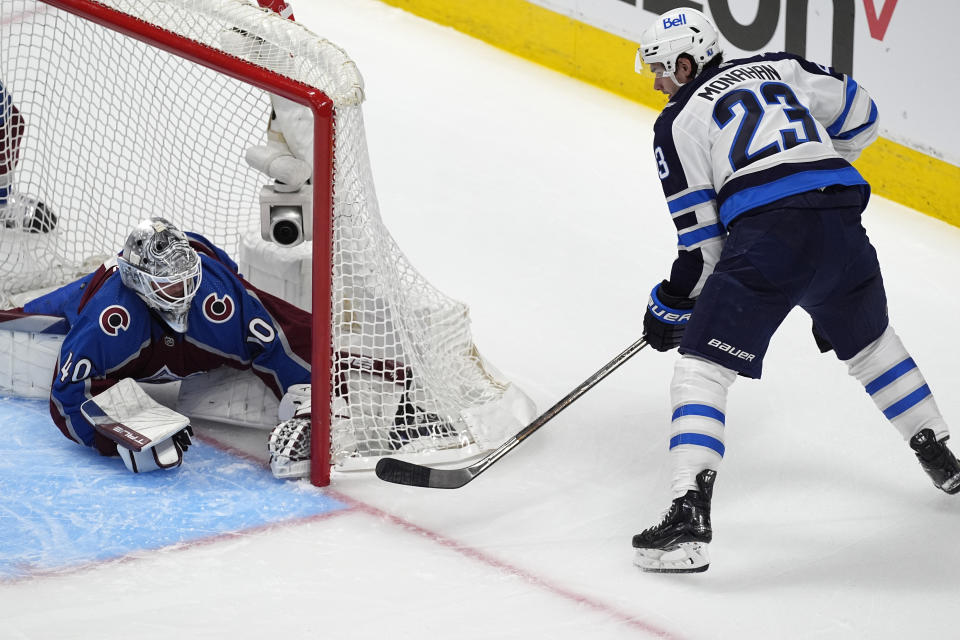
top-left (942, 472), bottom-right (960, 494)
top-left (634, 541), bottom-right (710, 573)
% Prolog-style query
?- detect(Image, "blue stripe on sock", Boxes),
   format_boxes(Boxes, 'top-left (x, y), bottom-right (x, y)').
top-left (669, 433), bottom-right (725, 456)
top-left (672, 404), bottom-right (725, 424)
top-left (864, 358), bottom-right (916, 395)
top-left (883, 384), bottom-right (931, 420)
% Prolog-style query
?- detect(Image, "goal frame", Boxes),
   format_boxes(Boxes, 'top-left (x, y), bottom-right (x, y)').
top-left (39, 0), bottom-right (335, 486)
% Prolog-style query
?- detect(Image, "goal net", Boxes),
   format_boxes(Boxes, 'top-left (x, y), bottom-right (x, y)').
top-left (0, 0), bottom-right (534, 485)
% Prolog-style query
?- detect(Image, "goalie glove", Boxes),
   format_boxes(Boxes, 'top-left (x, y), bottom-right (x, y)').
top-left (81, 378), bottom-right (193, 473)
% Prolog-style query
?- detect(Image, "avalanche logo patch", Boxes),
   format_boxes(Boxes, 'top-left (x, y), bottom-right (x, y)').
top-left (202, 293), bottom-right (235, 324)
top-left (99, 305), bottom-right (130, 336)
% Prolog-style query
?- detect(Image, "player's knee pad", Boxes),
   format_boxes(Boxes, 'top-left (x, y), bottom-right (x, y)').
top-left (845, 325), bottom-right (947, 441)
top-left (668, 356), bottom-right (737, 495)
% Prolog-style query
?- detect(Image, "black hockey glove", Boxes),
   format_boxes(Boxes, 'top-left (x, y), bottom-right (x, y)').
top-left (643, 280), bottom-right (695, 352)
top-left (812, 321), bottom-right (833, 354)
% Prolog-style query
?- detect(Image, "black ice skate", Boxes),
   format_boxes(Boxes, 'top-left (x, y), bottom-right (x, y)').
top-left (910, 428), bottom-right (960, 494)
top-left (0, 194), bottom-right (57, 233)
top-left (389, 395), bottom-right (459, 452)
top-left (633, 469), bottom-right (716, 573)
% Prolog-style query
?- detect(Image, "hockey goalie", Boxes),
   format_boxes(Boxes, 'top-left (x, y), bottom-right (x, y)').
top-left (0, 215), bottom-right (524, 477)
top-left (0, 0), bottom-right (535, 479)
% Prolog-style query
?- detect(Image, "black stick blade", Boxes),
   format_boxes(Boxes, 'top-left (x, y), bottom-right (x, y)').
top-left (375, 457), bottom-right (432, 487)
top-left (375, 457), bottom-right (475, 489)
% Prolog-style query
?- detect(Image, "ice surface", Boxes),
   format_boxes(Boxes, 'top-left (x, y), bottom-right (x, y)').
top-left (1, 1), bottom-right (958, 638)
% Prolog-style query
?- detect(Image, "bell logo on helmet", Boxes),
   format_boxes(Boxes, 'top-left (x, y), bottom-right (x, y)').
top-left (663, 14), bottom-right (687, 29)
top-left (637, 8), bottom-right (722, 81)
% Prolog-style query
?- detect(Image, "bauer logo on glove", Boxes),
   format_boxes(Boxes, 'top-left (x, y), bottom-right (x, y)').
top-left (642, 280), bottom-right (696, 352)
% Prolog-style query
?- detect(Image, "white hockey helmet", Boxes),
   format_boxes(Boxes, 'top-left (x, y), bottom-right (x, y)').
top-left (117, 217), bottom-right (201, 333)
top-left (636, 8), bottom-right (722, 84)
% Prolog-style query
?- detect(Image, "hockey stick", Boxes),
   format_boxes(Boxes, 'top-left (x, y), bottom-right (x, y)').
top-left (375, 336), bottom-right (648, 489)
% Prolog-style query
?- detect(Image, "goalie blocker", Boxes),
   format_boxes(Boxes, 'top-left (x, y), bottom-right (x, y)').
top-left (81, 378), bottom-right (194, 473)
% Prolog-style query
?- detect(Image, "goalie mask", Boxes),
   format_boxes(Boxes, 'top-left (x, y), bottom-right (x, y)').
top-left (117, 217), bottom-right (201, 333)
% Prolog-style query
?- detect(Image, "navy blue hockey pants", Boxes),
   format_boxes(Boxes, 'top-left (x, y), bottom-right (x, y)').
top-left (679, 187), bottom-right (889, 378)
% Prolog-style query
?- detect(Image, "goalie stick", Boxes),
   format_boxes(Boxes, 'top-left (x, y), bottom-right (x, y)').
top-left (375, 337), bottom-right (648, 489)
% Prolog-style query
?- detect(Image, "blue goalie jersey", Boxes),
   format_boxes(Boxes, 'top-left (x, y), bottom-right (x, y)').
top-left (24, 237), bottom-right (312, 455)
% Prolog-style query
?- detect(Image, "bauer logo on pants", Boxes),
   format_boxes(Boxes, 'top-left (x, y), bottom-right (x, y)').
top-left (708, 338), bottom-right (755, 361)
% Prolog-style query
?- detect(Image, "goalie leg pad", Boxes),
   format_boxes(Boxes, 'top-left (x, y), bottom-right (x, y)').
top-left (0, 328), bottom-right (63, 398)
top-left (177, 366), bottom-right (279, 430)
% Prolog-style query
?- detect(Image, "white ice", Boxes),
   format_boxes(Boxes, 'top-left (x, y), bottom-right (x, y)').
top-left (2, 0), bottom-right (959, 638)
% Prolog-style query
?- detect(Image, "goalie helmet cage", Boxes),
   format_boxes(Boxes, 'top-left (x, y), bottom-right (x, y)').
top-left (0, 0), bottom-right (532, 486)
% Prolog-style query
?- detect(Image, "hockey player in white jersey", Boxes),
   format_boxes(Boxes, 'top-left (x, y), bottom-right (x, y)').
top-left (631, 8), bottom-right (960, 573)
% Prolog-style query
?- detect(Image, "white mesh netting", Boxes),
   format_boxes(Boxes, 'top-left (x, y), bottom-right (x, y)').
top-left (0, 0), bottom-right (533, 470)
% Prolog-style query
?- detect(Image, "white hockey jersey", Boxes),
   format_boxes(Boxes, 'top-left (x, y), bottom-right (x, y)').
top-left (653, 52), bottom-right (878, 297)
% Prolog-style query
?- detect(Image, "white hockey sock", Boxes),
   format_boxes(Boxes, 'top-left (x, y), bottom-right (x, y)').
top-left (669, 355), bottom-right (737, 497)
top-left (845, 325), bottom-right (948, 441)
